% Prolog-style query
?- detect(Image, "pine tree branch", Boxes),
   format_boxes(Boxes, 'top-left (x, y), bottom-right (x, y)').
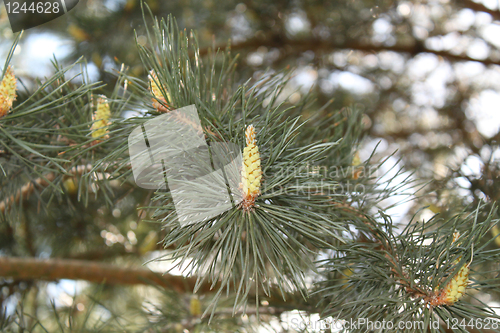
top-left (206, 37), bottom-right (500, 66)
top-left (0, 256), bottom-right (315, 312)
top-left (461, 0), bottom-right (500, 21)
top-left (0, 164), bottom-right (93, 214)
top-left (0, 173), bottom-right (56, 214)
top-left (0, 256), bottom-right (204, 293)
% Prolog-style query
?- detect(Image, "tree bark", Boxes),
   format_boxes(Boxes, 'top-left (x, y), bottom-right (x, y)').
top-left (0, 256), bottom-right (207, 293)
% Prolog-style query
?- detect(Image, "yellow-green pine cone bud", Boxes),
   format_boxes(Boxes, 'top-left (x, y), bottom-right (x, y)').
top-left (189, 296), bottom-right (201, 317)
top-left (90, 95), bottom-right (111, 139)
top-left (428, 232), bottom-right (471, 307)
top-left (149, 70), bottom-right (170, 112)
top-left (149, 70), bottom-right (162, 98)
top-left (352, 151), bottom-right (363, 179)
top-left (441, 232), bottom-right (470, 305)
top-left (0, 66), bottom-right (17, 118)
top-left (442, 263), bottom-right (469, 305)
top-left (63, 178), bottom-right (78, 194)
top-left (241, 125), bottom-right (262, 210)
top-left (243, 145), bottom-right (262, 194)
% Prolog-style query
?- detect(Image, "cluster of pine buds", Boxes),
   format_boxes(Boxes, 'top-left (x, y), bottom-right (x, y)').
top-left (149, 70), bottom-right (170, 112)
top-left (0, 66), bottom-right (17, 118)
top-left (426, 232), bottom-right (471, 307)
top-left (240, 125), bottom-right (262, 211)
top-left (90, 95), bottom-right (111, 141)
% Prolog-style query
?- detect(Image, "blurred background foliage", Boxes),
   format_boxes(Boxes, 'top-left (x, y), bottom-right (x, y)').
top-left (1, 0), bottom-right (500, 331)
top-left (2, 0), bottom-right (500, 216)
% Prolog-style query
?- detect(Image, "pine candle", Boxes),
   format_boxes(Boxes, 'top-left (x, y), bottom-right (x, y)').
top-left (428, 232), bottom-right (470, 306)
top-left (189, 297), bottom-right (201, 316)
top-left (0, 66), bottom-right (17, 118)
top-left (90, 95), bottom-right (111, 140)
top-left (438, 264), bottom-right (469, 305)
top-left (149, 70), bottom-right (170, 112)
top-left (241, 125), bottom-right (262, 210)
